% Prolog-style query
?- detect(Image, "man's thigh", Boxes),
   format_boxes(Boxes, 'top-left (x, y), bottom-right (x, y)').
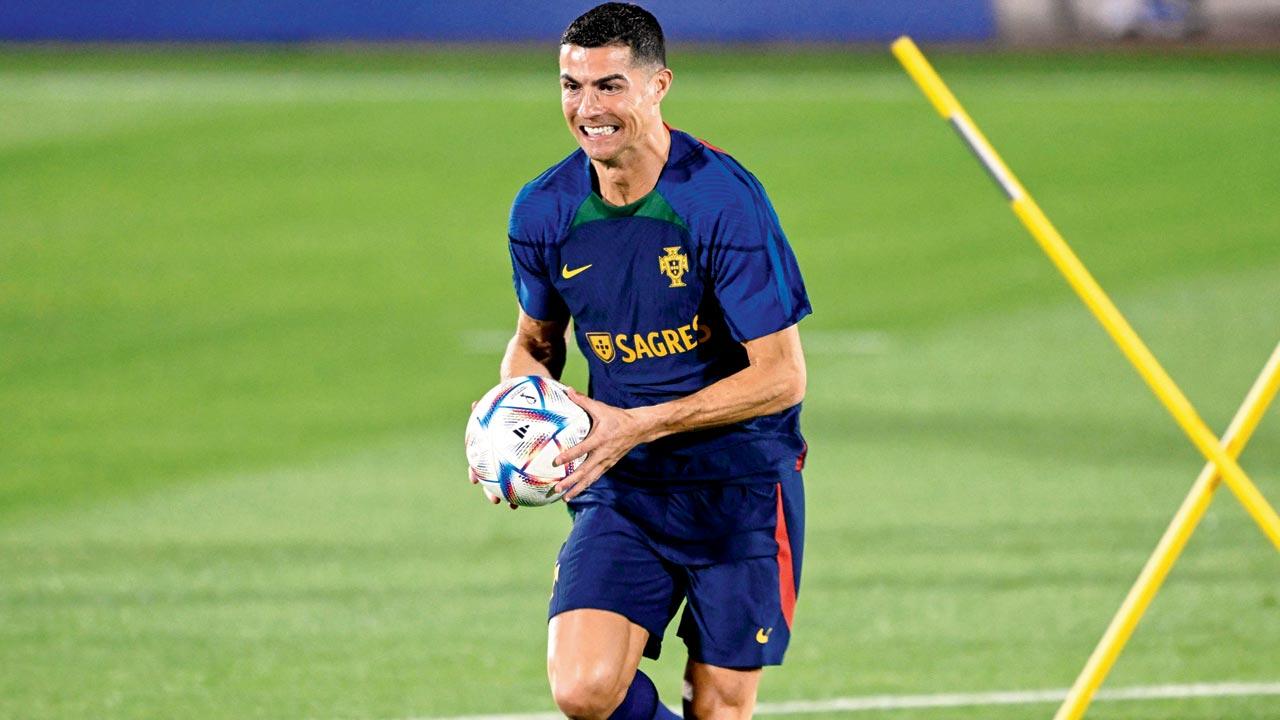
top-left (683, 661), bottom-right (761, 720)
top-left (549, 503), bottom-right (685, 659)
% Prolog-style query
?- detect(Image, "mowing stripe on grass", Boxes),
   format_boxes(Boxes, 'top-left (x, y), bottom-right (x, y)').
top-left (408, 682), bottom-right (1280, 720)
top-left (6, 70), bottom-right (1267, 106)
top-left (0, 71), bottom-right (916, 105)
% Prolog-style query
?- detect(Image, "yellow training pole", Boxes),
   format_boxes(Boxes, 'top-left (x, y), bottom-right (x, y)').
top-left (890, 35), bottom-right (1280, 551)
top-left (1054, 342), bottom-right (1280, 720)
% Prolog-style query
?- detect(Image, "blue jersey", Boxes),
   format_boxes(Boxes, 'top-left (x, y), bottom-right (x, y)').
top-left (508, 128), bottom-right (811, 488)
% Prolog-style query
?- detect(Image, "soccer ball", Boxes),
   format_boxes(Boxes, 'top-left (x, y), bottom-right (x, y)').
top-left (465, 375), bottom-right (591, 506)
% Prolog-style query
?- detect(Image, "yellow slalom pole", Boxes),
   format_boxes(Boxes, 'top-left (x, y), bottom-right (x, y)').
top-left (1054, 342), bottom-right (1280, 720)
top-left (890, 36), bottom-right (1280, 551)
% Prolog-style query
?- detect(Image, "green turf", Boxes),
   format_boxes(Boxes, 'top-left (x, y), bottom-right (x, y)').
top-left (1, 47), bottom-right (1278, 719)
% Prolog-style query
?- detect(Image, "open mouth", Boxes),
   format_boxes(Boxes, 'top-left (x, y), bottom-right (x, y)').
top-left (580, 125), bottom-right (620, 138)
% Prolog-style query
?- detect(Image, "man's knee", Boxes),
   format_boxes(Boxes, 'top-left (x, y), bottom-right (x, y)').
top-left (683, 664), bottom-right (761, 720)
top-left (549, 662), bottom-right (629, 720)
top-left (686, 688), bottom-right (754, 720)
top-left (547, 609), bottom-right (648, 719)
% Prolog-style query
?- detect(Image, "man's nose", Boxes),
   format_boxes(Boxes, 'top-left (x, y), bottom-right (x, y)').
top-left (577, 88), bottom-right (603, 117)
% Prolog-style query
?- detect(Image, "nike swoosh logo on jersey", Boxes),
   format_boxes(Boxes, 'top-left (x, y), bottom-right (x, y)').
top-left (561, 263), bottom-right (592, 279)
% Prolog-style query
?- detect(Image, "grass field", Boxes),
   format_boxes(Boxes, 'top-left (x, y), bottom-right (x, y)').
top-left (2, 47), bottom-right (1279, 719)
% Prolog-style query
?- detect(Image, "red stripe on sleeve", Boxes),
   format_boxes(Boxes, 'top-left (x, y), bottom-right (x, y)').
top-left (697, 137), bottom-right (727, 154)
top-left (663, 122), bottom-right (728, 154)
top-left (775, 483), bottom-right (797, 629)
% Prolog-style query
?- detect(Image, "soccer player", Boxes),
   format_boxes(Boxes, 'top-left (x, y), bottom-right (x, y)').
top-left (471, 3), bottom-right (810, 718)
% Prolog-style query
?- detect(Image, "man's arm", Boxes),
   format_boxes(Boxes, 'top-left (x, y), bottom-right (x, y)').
top-left (636, 324), bottom-right (805, 439)
top-left (471, 308), bottom-right (570, 507)
top-left (553, 324), bottom-right (805, 499)
top-left (501, 309), bottom-right (569, 381)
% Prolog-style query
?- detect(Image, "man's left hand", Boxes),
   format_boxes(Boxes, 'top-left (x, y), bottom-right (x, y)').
top-left (553, 388), bottom-right (655, 500)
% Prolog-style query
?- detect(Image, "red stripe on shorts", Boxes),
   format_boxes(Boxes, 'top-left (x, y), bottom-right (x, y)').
top-left (775, 482), bottom-right (796, 629)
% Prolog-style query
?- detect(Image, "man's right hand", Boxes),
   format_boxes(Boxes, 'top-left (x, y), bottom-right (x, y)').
top-left (469, 399), bottom-right (519, 509)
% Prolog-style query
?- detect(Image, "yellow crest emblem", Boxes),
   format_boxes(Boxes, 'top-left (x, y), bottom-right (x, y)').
top-left (659, 246), bottom-right (689, 288)
top-left (586, 332), bottom-right (615, 363)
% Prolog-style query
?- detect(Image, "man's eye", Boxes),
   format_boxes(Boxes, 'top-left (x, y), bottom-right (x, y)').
top-left (601, 84), bottom-right (619, 92)
top-left (563, 83), bottom-right (579, 92)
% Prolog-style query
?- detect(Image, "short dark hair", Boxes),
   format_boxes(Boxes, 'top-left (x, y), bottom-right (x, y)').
top-left (560, 3), bottom-right (666, 68)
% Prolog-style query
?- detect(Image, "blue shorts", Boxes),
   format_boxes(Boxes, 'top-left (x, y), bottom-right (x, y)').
top-left (548, 467), bottom-right (804, 668)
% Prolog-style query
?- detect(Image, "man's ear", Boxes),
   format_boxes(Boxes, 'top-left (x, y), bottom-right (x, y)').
top-left (651, 67), bottom-right (673, 102)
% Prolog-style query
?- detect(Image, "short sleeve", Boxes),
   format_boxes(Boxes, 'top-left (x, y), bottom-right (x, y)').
top-left (711, 183), bottom-right (811, 342)
top-left (508, 194), bottom-right (570, 323)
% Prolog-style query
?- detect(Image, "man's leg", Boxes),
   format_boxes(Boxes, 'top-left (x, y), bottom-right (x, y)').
top-left (546, 501), bottom-right (686, 720)
top-left (547, 609), bottom-right (648, 719)
top-left (682, 661), bottom-right (762, 720)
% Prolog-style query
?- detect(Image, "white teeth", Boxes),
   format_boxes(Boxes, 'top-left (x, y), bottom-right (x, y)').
top-left (583, 125), bottom-right (618, 136)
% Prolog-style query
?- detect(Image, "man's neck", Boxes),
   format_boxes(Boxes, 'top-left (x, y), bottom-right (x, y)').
top-left (592, 124), bottom-right (671, 206)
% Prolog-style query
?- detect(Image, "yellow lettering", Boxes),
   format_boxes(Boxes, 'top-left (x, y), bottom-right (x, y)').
top-left (678, 323), bottom-right (696, 350)
top-left (661, 329), bottom-right (684, 354)
top-left (634, 334), bottom-right (654, 359)
top-left (646, 331), bottom-right (667, 357)
top-left (607, 317), bottom-right (706, 363)
top-left (615, 334), bottom-right (636, 363)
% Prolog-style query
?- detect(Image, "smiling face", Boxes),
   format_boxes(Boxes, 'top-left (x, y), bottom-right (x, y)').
top-left (559, 44), bottom-right (671, 166)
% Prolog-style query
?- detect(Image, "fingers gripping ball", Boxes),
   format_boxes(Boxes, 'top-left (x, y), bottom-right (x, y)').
top-left (465, 376), bottom-right (591, 507)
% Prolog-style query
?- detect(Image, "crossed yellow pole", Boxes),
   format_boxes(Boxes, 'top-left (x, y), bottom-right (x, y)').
top-left (1052, 343), bottom-right (1280, 719)
top-left (890, 36), bottom-right (1280, 720)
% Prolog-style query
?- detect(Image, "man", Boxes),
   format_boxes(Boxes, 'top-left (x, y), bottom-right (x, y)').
top-left (471, 4), bottom-right (810, 718)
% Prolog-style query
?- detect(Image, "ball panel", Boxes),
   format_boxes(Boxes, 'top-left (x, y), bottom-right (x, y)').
top-left (464, 375), bottom-right (592, 507)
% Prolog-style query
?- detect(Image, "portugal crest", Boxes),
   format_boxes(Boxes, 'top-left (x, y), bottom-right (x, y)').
top-left (659, 246), bottom-right (689, 288)
top-left (586, 332), bottom-right (615, 363)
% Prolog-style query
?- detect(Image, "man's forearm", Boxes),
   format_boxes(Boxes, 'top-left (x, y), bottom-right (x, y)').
top-left (549, 326), bottom-right (806, 498)
top-left (632, 361), bottom-right (804, 443)
top-left (500, 331), bottom-right (566, 380)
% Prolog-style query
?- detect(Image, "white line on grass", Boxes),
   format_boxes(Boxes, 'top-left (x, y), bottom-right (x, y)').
top-left (409, 681), bottom-right (1280, 720)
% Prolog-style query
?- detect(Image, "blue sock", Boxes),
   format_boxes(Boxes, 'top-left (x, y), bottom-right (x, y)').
top-left (607, 669), bottom-right (682, 720)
